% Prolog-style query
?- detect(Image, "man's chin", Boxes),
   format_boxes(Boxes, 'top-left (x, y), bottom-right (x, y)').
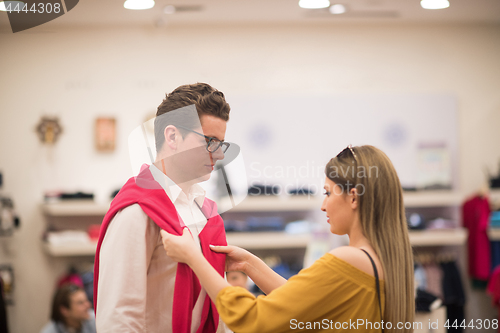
top-left (198, 173), bottom-right (212, 183)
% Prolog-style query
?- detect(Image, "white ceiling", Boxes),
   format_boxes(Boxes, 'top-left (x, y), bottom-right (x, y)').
top-left (1, 0), bottom-right (500, 29)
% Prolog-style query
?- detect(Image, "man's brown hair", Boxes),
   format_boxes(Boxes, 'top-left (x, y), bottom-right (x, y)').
top-left (154, 83), bottom-right (230, 152)
top-left (50, 284), bottom-right (84, 324)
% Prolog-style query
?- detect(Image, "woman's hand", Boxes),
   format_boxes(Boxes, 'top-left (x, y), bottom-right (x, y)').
top-left (160, 228), bottom-right (200, 266)
top-left (210, 245), bottom-right (253, 273)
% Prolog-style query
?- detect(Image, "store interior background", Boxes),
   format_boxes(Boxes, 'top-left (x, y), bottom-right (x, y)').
top-left (1, 0), bottom-right (500, 331)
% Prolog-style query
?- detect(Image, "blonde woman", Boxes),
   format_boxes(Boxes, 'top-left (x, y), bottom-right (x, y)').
top-left (161, 145), bottom-right (414, 333)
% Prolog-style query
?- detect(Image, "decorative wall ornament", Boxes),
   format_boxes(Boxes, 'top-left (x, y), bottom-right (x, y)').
top-left (35, 116), bottom-right (63, 144)
top-left (95, 117), bottom-right (116, 152)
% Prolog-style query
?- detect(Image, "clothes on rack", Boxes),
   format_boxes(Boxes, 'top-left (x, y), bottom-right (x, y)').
top-left (414, 254), bottom-right (466, 332)
top-left (487, 266), bottom-right (500, 333)
top-left (463, 195), bottom-right (491, 283)
top-left (416, 288), bottom-right (440, 313)
top-left (424, 263), bottom-right (444, 301)
top-left (441, 261), bottom-right (466, 333)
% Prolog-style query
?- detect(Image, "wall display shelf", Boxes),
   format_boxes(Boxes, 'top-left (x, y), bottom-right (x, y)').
top-left (490, 189), bottom-right (500, 210)
top-left (222, 191), bottom-right (464, 212)
top-left (41, 191), bottom-right (464, 216)
top-left (43, 242), bottom-right (97, 257)
top-left (409, 228), bottom-right (467, 247)
top-left (42, 228), bottom-right (468, 257)
top-left (488, 228), bottom-right (500, 241)
top-left (403, 191), bottom-right (464, 208)
top-left (41, 191), bottom-right (467, 257)
top-left (42, 200), bottom-right (110, 216)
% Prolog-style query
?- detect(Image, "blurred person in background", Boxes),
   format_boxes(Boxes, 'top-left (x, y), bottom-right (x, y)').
top-left (40, 284), bottom-right (95, 333)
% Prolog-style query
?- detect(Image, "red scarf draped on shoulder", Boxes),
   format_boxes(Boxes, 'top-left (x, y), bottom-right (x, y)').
top-left (93, 165), bottom-right (227, 333)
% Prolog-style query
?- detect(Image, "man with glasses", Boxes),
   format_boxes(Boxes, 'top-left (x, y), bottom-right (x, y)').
top-left (94, 83), bottom-right (231, 333)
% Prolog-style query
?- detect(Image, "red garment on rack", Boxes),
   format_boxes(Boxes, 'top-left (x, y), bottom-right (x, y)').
top-left (487, 266), bottom-right (500, 332)
top-left (93, 165), bottom-right (227, 333)
top-left (462, 195), bottom-right (491, 281)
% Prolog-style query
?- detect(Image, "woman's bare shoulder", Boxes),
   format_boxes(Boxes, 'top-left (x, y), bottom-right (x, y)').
top-left (328, 246), bottom-right (383, 279)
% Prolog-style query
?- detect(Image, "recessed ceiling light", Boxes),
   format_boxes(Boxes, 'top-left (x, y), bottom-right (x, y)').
top-left (0, 1), bottom-right (25, 11)
top-left (329, 4), bottom-right (346, 14)
top-left (420, 0), bottom-right (449, 10)
top-left (299, 0), bottom-right (331, 9)
top-left (124, 0), bottom-right (155, 10)
top-left (163, 5), bottom-right (175, 14)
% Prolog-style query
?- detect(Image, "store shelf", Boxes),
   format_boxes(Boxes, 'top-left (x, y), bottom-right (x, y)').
top-left (42, 200), bottom-right (110, 216)
top-left (226, 232), bottom-right (312, 249)
top-left (490, 189), bottom-right (500, 210)
top-left (43, 242), bottom-right (97, 257)
top-left (488, 227), bottom-right (500, 241)
top-left (223, 196), bottom-right (322, 212)
top-left (409, 228), bottom-right (467, 246)
top-left (43, 228), bottom-right (467, 257)
top-left (223, 191), bottom-right (465, 212)
top-left (43, 232), bottom-right (312, 257)
top-left (41, 191), bottom-right (465, 216)
top-left (403, 191), bottom-right (464, 208)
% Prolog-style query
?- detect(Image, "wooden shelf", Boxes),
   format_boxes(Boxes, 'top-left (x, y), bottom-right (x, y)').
top-left (224, 191), bottom-right (464, 212)
top-left (43, 242), bottom-right (97, 257)
top-left (403, 191), bottom-right (464, 208)
top-left (42, 200), bottom-right (110, 216)
top-left (409, 228), bottom-right (467, 246)
top-left (488, 227), bottom-right (500, 241)
top-left (226, 232), bottom-right (312, 249)
top-left (223, 196), bottom-right (322, 212)
top-left (41, 191), bottom-right (465, 217)
top-left (42, 228), bottom-right (467, 257)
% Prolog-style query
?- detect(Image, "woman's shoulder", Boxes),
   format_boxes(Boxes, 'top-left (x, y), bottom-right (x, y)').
top-left (328, 246), bottom-right (384, 280)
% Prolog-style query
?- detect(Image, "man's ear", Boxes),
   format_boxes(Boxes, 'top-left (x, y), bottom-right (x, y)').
top-left (163, 125), bottom-right (179, 151)
top-left (60, 305), bottom-right (70, 318)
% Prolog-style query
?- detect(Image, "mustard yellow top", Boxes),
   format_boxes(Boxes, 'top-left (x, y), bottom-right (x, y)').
top-left (216, 253), bottom-right (385, 333)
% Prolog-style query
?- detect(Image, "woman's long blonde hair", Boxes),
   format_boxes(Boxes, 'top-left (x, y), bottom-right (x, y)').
top-left (325, 145), bottom-right (414, 333)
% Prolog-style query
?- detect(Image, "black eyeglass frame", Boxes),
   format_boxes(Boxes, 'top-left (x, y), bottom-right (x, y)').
top-left (175, 125), bottom-right (230, 154)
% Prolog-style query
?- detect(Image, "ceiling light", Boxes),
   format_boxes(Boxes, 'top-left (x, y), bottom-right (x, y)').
top-left (163, 5), bottom-right (175, 14)
top-left (0, 1), bottom-right (25, 11)
top-left (299, 0), bottom-right (331, 9)
top-left (329, 4), bottom-right (346, 14)
top-left (124, 0), bottom-right (155, 10)
top-left (420, 0), bottom-right (449, 10)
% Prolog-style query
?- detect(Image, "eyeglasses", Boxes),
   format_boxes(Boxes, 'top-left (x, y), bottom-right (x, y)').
top-left (176, 125), bottom-right (230, 154)
top-left (337, 144), bottom-right (357, 161)
top-left (336, 144), bottom-right (358, 188)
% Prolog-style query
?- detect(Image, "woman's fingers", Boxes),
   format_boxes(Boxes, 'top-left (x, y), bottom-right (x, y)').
top-left (209, 245), bottom-right (233, 253)
top-left (160, 229), bottom-right (170, 240)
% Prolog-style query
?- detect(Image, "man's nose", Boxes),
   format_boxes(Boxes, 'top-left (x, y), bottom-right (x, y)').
top-left (211, 147), bottom-right (225, 162)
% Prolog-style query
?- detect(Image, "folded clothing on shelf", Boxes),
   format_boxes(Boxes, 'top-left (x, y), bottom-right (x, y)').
top-left (224, 216), bottom-right (285, 232)
top-left (248, 185), bottom-right (280, 196)
top-left (491, 211), bottom-right (500, 227)
top-left (246, 216), bottom-right (285, 231)
top-left (426, 218), bottom-right (456, 230)
top-left (288, 187), bottom-right (315, 196)
top-left (416, 288), bottom-right (442, 313)
top-left (44, 191), bottom-right (94, 201)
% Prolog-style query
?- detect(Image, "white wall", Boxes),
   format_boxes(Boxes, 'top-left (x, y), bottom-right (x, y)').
top-left (0, 23), bottom-right (499, 332)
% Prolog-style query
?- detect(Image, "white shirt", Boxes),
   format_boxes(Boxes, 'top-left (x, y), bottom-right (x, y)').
top-left (96, 164), bottom-right (227, 333)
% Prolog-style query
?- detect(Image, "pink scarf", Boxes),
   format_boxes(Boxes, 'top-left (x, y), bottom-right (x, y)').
top-left (93, 165), bottom-right (226, 333)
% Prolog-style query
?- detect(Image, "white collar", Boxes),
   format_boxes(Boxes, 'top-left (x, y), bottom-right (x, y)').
top-left (149, 164), bottom-right (206, 207)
